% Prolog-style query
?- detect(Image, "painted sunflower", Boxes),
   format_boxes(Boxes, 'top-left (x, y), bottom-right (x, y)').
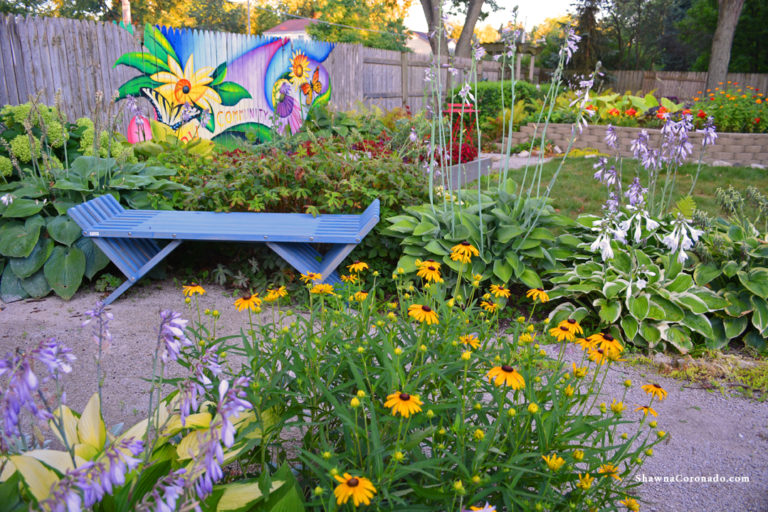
top-left (487, 365), bottom-right (525, 388)
top-left (460, 334), bottom-right (480, 349)
top-left (384, 391), bottom-right (423, 418)
top-left (290, 50), bottom-right (311, 86)
top-left (641, 383), bottom-right (668, 401)
top-left (525, 287), bottom-right (550, 303)
top-left (347, 261), bottom-right (369, 273)
top-left (151, 54), bottom-right (221, 110)
top-left (450, 241), bottom-right (479, 264)
top-left (234, 293), bottom-right (262, 312)
top-left (333, 473), bottom-right (377, 506)
top-left (408, 304), bottom-right (439, 324)
top-left (182, 283), bottom-right (205, 296)
top-left (489, 284), bottom-right (511, 298)
top-left (417, 264), bottom-right (443, 283)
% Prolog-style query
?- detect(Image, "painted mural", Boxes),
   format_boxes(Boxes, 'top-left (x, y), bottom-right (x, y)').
top-left (115, 24), bottom-right (334, 143)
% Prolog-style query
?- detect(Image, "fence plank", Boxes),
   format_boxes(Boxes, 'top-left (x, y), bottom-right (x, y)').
top-left (0, 16), bottom-right (18, 105)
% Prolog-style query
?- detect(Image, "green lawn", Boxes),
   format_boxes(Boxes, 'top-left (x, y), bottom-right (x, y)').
top-left (483, 157), bottom-right (768, 219)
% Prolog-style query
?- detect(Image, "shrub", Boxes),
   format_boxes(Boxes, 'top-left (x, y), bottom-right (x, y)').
top-left (448, 80), bottom-right (550, 121)
top-left (691, 84), bottom-right (767, 133)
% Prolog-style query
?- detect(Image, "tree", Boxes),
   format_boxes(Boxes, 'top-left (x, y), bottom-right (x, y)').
top-left (0, 0), bottom-right (52, 15)
top-left (419, 0), bottom-right (500, 57)
top-left (307, 0), bottom-right (409, 50)
top-left (571, 0), bottom-right (601, 72)
top-left (704, 0), bottom-right (744, 90)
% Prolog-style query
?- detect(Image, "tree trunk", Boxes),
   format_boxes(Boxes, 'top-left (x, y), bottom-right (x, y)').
top-left (705, 0), bottom-right (744, 91)
top-left (120, 0), bottom-right (131, 25)
top-left (420, 0), bottom-right (450, 56)
top-left (454, 0), bottom-right (485, 58)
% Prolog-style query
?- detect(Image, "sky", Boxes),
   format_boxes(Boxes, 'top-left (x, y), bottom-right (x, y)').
top-left (404, 0), bottom-right (574, 32)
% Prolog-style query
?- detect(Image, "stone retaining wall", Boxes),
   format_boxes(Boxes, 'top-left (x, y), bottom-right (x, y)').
top-left (506, 124), bottom-right (768, 167)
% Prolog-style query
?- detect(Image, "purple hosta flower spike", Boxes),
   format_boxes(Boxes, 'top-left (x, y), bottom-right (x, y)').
top-left (217, 377), bottom-right (252, 448)
top-left (409, 127), bottom-right (418, 143)
top-left (159, 310), bottom-right (192, 364)
top-left (605, 124), bottom-right (618, 149)
top-left (137, 468), bottom-right (189, 512)
top-left (660, 116), bottom-right (694, 167)
top-left (83, 302), bottom-right (113, 349)
top-left (0, 193), bottom-right (14, 206)
top-left (662, 214), bottom-right (704, 263)
top-left (560, 27), bottom-right (581, 64)
top-left (458, 82), bottom-right (473, 102)
top-left (473, 44), bottom-right (486, 60)
top-left (697, 117), bottom-right (718, 147)
top-left (593, 158), bottom-right (617, 188)
top-left (603, 192), bottom-right (620, 214)
top-left (625, 177), bottom-right (647, 208)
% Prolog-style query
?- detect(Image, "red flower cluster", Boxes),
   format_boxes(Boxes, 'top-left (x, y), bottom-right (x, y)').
top-left (350, 137), bottom-right (393, 158)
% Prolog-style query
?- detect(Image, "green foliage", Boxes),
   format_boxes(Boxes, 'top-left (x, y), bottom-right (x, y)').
top-left (0, 157), bottom-right (185, 301)
top-left (691, 84), bottom-right (767, 133)
top-left (448, 80), bottom-right (550, 126)
top-left (385, 178), bottom-right (575, 289)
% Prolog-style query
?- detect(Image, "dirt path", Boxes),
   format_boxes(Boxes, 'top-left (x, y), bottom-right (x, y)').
top-left (2, 282), bottom-right (767, 511)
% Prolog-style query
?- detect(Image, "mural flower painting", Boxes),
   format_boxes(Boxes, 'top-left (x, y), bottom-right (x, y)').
top-left (290, 50), bottom-right (311, 86)
top-left (151, 54), bottom-right (222, 111)
top-left (273, 80), bottom-right (294, 118)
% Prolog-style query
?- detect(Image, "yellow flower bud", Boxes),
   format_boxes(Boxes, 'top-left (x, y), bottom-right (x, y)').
top-left (649, 421), bottom-right (657, 428)
top-left (314, 486), bottom-right (324, 496)
top-left (447, 298), bottom-right (455, 307)
top-left (357, 346), bottom-right (365, 354)
top-left (387, 312), bottom-right (396, 321)
top-left (657, 430), bottom-right (666, 439)
top-left (419, 344), bottom-right (427, 352)
top-left (394, 347), bottom-right (403, 356)
top-left (438, 428), bottom-right (446, 435)
top-left (397, 267), bottom-right (405, 274)
top-left (403, 293), bottom-right (410, 299)
top-left (528, 403), bottom-right (539, 414)
top-left (373, 271), bottom-right (379, 277)
top-left (471, 475), bottom-right (482, 484)
top-left (426, 409), bottom-right (435, 419)
top-left (204, 308), bottom-right (211, 315)
top-left (473, 429), bottom-right (484, 441)
top-left (573, 449), bottom-right (584, 461)
top-left (393, 451), bottom-right (405, 462)
top-left (330, 468), bottom-right (338, 477)
top-left (461, 350), bottom-right (472, 361)
top-left (624, 379), bottom-right (632, 388)
top-left (357, 390), bottom-right (366, 398)
top-left (543, 318), bottom-right (550, 324)
top-left (322, 451), bottom-right (332, 459)
top-left (527, 324), bottom-right (535, 332)
top-left (453, 480), bottom-right (464, 492)
top-left (473, 402), bottom-right (482, 411)
top-left (645, 448), bottom-right (654, 456)
top-left (350, 397), bottom-right (360, 408)
top-left (507, 407), bottom-right (517, 417)
top-left (517, 316), bottom-right (526, 324)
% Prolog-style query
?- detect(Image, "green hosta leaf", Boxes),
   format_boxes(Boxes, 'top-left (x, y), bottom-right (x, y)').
top-left (665, 325), bottom-right (693, 353)
top-left (722, 260), bottom-right (741, 277)
top-left (496, 224), bottom-right (524, 244)
top-left (621, 315), bottom-right (638, 341)
top-left (664, 255), bottom-right (683, 281)
top-left (0, 217), bottom-right (43, 258)
top-left (386, 219), bottom-right (417, 234)
top-left (666, 273), bottom-right (693, 293)
top-left (603, 280), bottom-right (625, 299)
top-left (44, 246), bottom-right (85, 300)
top-left (567, 283), bottom-right (600, 293)
top-left (1, 264), bottom-right (29, 302)
top-left (493, 259), bottom-right (513, 283)
top-left (651, 297), bottom-right (684, 322)
top-left (682, 311), bottom-right (714, 338)
top-left (47, 217), bottom-right (81, 246)
top-left (723, 316), bottom-right (749, 339)
top-left (594, 298), bottom-right (621, 324)
top-left (673, 292), bottom-right (709, 314)
top-left (707, 318), bottom-right (729, 350)
top-left (215, 82), bottom-right (252, 106)
top-left (728, 224), bottom-right (745, 242)
top-left (744, 330), bottom-right (766, 351)
top-left (9, 238), bottom-right (53, 279)
top-left (750, 296), bottom-right (768, 333)
top-left (506, 252), bottom-right (522, 277)
top-left (511, 238), bottom-right (541, 251)
top-left (639, 322), bottom-right (661, 347)
top-left (20, 270), bottom-right (51, 298)
top-left (413, 220), bottom-right (438, 237)
top-left (2, 198), bottom-right (45, 218)
top-left (694, 262), bottom-right (721, 286)
top-left (527, 227), bottom-right (555, 241)
top-left (613, 251), bottom-right (632, 273)
top-left (724, 291), bottom-right (751, 317)
top-left (737, 269), bottom-right (768, 299)
top-left (646, 302), bottom-right (666, 321)
top-left (688, 288), bottom-right (728, 311)
top-left (74, 237), bottom-right (109, 280)
top-left (424, 240), bottom-right (448, 256)
top-left (557, 233), bottom-right (582, 247)
top-left (518, 268), bottom-right (543, 289)
top-left (396, 255), bottom-right (418, 273)
top-left (53, 201), bottom-right (77, 216)
top-left (627, 294), bottom-right (650, 320)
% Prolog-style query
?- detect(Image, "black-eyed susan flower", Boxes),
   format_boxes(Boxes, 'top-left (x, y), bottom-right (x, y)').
top-left (559, 318), bottom-right (584, 336)
top-left (598, 463), bottom-right (622, 481)
top-left (417, 264), bottom-right (443, 283)
top-left (620, 497), bottom-right (640, 511)
top-left (550, 324), bottom-right (576, 342)
top-left (234, 293), bottom-right (262, 311)
top-left (384, 391), bottom-right (423, 418)
top-left (460, 334), bottom-right (480, 349)
top-left (577, 473), bottom-right (594, 490)
top-left (352, 291), bottom-right (369, 302)
top-left (642, 383), bottom-right (668, 401)
top-left (635, 405), bottom-right (658, 417)
top-left (480, 301), bottom-right (499, 313)
top-left (416, 258), bottom-right (441, 271)
top-left (450, 241), bottom-right (479, 264)
top-left (347, 261), bottom-right (369, 273)
top-left (264, 286), bottom-right (287, 302)
top-left (341, 274), bottom-right (359, 283)
top-left (333, 473), bottom-right (377, 506)
top-left (310, 283), bottom-right (335, 295)
top-left (574, 337), bottom-right (595, 351)
top-left (487, 365), bottom-right (525, 389)
top-left (588, 332), bottom-right (623, 357)
top-left (490, 284), bottom-right (511, 298)
top-left (588, 347), bottom-right (615, 366)
top-left (408, 304), bottom-right (439, 324)
top-left (526, 288), bottom-right (550, 302)
top-left (300, 271), bottom-right (322, 283)
top-left (610, 399), bottom-right (625, 415)
top-left (542, 453), bottom-right (566, 471)
top-left (183, 283), bottom-right (205, 296)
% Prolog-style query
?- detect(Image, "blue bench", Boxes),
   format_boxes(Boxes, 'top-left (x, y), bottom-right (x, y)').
top-left (68, 195), bottom-right (380, 305)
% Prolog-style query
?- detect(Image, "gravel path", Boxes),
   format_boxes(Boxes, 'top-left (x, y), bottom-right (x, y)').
top-left (2, 283), bottom-right (767, 511)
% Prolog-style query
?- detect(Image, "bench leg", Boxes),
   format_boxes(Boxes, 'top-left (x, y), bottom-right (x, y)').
top-left (266, 242), bottom-right (357, 285)
top-left (93, 239), bottom-right (182, 305)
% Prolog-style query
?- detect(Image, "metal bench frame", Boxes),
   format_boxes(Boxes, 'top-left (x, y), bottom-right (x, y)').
top-left (68, 195), bottom-right (380, 305)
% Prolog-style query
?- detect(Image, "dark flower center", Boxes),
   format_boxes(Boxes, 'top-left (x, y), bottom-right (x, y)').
top-left (354, 261), bottom-right (360, 265)
top-left (347, 477), bottom-right (359, 487)
top-left (461, 241), bottom-right (470, 246)
top-left (567, 318), bottom-right (576, 324)
top-left (597, 349), bottom-right (605, 354)
top-left (604, 333), bottom-right (614, 341)
top-left (422, 305), bottom-right (432, 312)
top-left (399, 393), bottom-right (411, 401)
top-left (501, 365), bottom-right (514, 372)
top-left (537, 288), bottom-right (544, 291)
top-left (242, 294), bottom-right (252, 300)
top-left (426, 259), bottom-right (435, 263)
top-left (428, 266), bottom-right (436, 271)
top-left (560, 326), bottom-right (569, 332)
top-left (182, 85), bottom-right (190, 94)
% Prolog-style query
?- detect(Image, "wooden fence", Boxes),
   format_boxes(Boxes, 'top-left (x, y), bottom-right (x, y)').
top-left (0, 15), bottom-right (503, 120)
top-left (607, 70), bottom-right (768, 99)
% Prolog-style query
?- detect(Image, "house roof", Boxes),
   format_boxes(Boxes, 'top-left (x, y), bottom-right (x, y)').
top-left (263, 18), bottom-right (318, 34)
